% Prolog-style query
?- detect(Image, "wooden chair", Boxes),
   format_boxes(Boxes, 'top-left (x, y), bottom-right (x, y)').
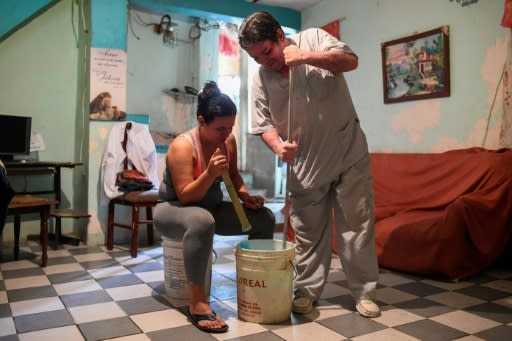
top-left (107, 189), bottom-right (160, 257)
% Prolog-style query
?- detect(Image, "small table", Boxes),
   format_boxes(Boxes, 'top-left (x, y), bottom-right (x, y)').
top-left (7, 195), bottom-right (58, 267)
top-left (4, 161), bottom-right (82, 205)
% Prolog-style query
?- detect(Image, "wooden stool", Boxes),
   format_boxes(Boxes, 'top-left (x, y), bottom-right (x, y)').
top-left (107, 190), bottom-right (160, 257)
top-left (50, 209), bottom-right (91, 248)
top-left (7, 195), bottom-right (58, 267)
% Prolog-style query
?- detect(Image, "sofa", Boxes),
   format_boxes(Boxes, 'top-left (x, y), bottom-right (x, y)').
top-left (287, 147), bottom-right (512, 280)
top-left (371, 147), bottom-right (512, 280)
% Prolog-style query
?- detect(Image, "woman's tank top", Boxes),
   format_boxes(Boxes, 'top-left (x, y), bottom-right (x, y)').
top-left (182, 127), bottom-right (230, 178)
top-left (159, 127), bottom-right (229, 207)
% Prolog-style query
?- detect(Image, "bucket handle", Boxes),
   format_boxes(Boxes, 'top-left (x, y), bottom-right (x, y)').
top-left (290, 260), bottom-right (298, 279)
top-left (212, 248), bottom-right (218, 264)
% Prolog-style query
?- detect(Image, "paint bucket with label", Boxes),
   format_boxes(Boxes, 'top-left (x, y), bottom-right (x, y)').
top-left (162, 237), bottom-right (212, 307)
top-left (235, 239), bottom-right (295, 324)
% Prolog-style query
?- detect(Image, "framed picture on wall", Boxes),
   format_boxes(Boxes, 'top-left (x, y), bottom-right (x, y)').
top-left (381, 26), bottom-right (450, 104)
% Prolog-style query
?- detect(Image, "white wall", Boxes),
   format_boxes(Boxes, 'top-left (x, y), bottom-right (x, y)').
top-left (0, 1), bottom-right (86, 240)
top-left (302, 0), bottom-right (507, 152)
top-left (126, 9), bottom-right (198, 132)
top-left (85, 8), bottom-right (218, 245)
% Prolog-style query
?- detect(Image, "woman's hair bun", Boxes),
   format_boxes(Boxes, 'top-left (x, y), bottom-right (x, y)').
top-left (196, 80), bottom-right (237, 123)
top-left (198, 81), bottom-right (220, 102)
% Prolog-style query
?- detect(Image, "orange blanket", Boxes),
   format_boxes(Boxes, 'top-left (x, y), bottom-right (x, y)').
top-left (286, 148), bottom-right (512, 280)
top-left (372, 148), bottom-right (512, 280)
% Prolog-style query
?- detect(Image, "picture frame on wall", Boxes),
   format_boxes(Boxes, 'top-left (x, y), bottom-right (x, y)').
top-left (381, 26), bottom-right (450, 104)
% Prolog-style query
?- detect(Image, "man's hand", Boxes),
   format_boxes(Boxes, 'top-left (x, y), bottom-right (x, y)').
top-left (283, 45), bottom-right (307, 67)
top-left (285, 44), bottom-right (358, 73)
top-left (261, 130), bottom-right (298, 163)
top-left (277, 140), bottom-right (298, 163)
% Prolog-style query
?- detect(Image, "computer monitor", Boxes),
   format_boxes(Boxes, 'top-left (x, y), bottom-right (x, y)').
top-left (0, 114), bottom-right (32, 161)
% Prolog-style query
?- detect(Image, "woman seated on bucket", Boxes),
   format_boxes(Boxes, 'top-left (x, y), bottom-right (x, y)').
top-left (154, 81), bottom-right (275, 333)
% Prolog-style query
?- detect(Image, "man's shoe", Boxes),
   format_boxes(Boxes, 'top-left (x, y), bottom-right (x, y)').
top-left (292, 296), bottom-right (313, 314)
top-left (356, 296), bottom-right (380, 318)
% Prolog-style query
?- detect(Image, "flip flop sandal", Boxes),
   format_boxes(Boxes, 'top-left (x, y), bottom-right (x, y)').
top-left (187, 309), bottom-right (229, 333)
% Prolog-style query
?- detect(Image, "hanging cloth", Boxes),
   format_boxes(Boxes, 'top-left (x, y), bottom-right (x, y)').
top-left (219, 23), bottom-right (239, 57)
top-left (501, 30), bottom-right (512, 148)
top-left (501, 0), bottom-right (512, 28)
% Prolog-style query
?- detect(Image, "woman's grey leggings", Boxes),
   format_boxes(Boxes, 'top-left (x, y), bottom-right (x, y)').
top-left (154, 200), bottom-right (275, 285)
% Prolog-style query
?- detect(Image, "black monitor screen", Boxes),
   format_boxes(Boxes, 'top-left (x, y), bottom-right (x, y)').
top-left (0, 114), bottom-right (32, 160)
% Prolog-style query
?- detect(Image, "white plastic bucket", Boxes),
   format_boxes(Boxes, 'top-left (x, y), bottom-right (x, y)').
top-left (235, 239), bottom-right (295, 324)
top-left (162, 237), bottom-right (212, 307)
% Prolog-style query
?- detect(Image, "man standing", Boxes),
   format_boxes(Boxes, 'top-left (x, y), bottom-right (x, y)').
top-left (238, 11), bottom-right (380, 317)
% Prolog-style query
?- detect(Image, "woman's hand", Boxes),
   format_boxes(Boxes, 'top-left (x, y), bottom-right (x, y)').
top-left (206, 148), bottom-right (228, 178)
top-left (239, 193), bottom-right (266, 210)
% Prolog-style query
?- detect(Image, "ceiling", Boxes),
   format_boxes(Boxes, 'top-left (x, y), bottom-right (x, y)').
top-left (247, 0), bottom-right (323, 11)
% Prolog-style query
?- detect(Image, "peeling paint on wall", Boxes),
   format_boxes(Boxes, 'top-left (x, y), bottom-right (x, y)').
top-left (388, 36), bottom-right (506, 152)
top-left (432, 118), bottom-right (501, 152)
top-left (482, 37), bottom-right (506, 108)
top-left (391, 100), bottom-right (441, 145)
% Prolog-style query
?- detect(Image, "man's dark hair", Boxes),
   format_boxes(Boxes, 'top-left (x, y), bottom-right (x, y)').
top-left (197, 81), bottom-right (237, 124)
top-left (238, 11), bottom-right (282, 50)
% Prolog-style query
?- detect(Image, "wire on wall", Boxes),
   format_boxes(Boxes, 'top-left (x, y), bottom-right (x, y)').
top-left (128, 11), bottom-right (155, 40)
top-left (128, 10), bottom-right (220, 45)
top-left (189, 18), bottom-right (220, 41)
top-left (79, 0), bottom-right (88, 34)
top-left (481, 63), bottom-right (505, 147)
top-left (128, 12), bottom-right (141, 40)
top-left (72, 0), bottom-right (89, 46)
top-left (70, 0), bottom-right (89, 166)
top-left (71, 0), bottom-right (79, 46)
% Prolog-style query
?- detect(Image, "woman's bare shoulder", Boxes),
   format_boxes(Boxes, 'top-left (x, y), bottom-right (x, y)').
top-left (169, 134), bottom-right (194, 156)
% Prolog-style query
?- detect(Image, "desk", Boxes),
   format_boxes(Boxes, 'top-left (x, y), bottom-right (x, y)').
top-left (7, 195), bottom-right (58, 267)
top-left (4, 161), bottom-right (84, 245)
top-left (4, 161), bottom-right (82, 206)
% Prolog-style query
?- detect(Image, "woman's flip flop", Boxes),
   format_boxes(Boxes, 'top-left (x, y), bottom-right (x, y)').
top-left (187, 309), bottom-right (229, 333)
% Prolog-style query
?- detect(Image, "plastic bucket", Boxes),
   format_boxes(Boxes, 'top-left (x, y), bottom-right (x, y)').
top-left (235, 239), bottom-right (295, 324)
top-left (162, 237), bottom-right (212, 307)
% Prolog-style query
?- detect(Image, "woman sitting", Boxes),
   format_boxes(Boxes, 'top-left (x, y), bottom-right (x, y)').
top-left (154, 81), bottom-right (275, 333)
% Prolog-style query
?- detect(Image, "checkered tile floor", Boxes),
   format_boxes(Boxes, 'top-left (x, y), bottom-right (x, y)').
top-left (1, 234), bottom-right (511, 341)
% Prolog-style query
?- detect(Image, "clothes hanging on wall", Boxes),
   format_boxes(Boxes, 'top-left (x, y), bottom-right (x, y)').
top-left (218, 23), bottom-right (240, 78)
top-left (100, 122), bottom-right (160, 202)
top-left (219, 23), bottom-right (239, 57)
top-left (501, 0), bottom-right (512, 27)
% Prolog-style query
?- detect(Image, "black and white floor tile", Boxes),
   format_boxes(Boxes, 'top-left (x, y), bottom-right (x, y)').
top-left (1, 234), bottom-right (511, 341)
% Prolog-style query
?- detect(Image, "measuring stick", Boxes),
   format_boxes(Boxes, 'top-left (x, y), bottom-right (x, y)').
top-left (222, 172), bottom-right (252, 232)
top-left (283, 66), bottom-right (294, 248)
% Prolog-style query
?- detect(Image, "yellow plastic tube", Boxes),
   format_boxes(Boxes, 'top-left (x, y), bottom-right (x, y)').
top-left (222, 172), bottom-right (252, 232)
